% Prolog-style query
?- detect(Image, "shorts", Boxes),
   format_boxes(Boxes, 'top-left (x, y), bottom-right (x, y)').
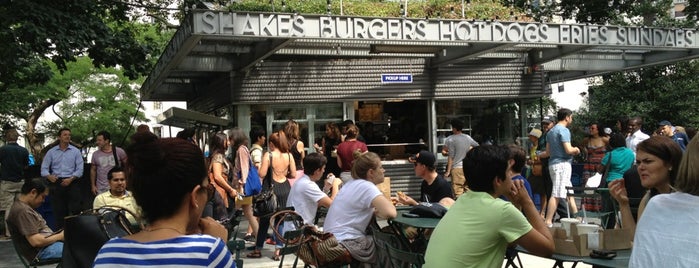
top-left (549, 162), bottom-right (572, 199)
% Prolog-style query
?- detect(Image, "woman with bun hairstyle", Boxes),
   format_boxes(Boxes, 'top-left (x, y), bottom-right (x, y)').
top-left (323, 151), bottom-right (397, 265)
top-left (93, 132), bottom-right (235, 267)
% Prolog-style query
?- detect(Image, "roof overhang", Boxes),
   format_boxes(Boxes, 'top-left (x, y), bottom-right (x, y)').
top-left (156, 107), bottom-right (230, 129)
top-left (141, 10), bottom-right (699, 101)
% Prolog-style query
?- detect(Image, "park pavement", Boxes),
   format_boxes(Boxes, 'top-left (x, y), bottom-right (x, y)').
top-left (0, 218), bottom-right (592, 268)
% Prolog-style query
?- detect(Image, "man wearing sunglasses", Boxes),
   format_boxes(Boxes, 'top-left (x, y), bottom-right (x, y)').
top-left (395, 150), bottom-right (454, 206)
top-left (93, 167), bottom-right (141, 223)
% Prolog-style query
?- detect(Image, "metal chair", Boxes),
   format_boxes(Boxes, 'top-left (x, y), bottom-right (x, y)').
top-left (504, 247), bottom-right (524, 268)
top-left (385, 242), bottom-right (425, 268)
top-left (565, 186), bottom-right (614, 226)
top-left (7, 223), bottom-right (61, 268)
top-left (276, 229), bottom-right (305, 268)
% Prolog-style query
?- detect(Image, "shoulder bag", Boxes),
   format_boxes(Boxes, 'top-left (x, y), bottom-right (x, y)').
top-left (270, 210), bottom-right (351, 266)
top-left (253, 154), bottom-right (277, 217)
top-left (209, 157), bottom-right (230, 208)
top-left (64, 206), bottom-right (141, 267)
top-left (242, 154), bottom-right (262, 196)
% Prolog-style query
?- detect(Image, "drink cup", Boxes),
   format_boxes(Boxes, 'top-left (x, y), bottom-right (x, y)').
top-left (560, 218), bottom-right (580, 238)
top-left (576, 223), bottom-right (600, 236)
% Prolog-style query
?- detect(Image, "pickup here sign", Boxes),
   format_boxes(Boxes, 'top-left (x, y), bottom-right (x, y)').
top-left (381, 74), bottom-right (413, 83)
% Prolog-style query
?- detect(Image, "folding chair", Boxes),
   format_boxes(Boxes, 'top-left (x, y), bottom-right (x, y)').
top-left (7, 223), bottom-right (61, 268)
top-left (370, 223), bottom-right (411, 267)
top-left (503, 247), bottom-right (524, 268)
top-left (277, 229), bottom-right (306, 268)
top-left (385, 243), bottom-right (425, 268)
top-left (223, 210), bottom-right (244, 268)
top-left (565, 187), bottom-right (614, 226)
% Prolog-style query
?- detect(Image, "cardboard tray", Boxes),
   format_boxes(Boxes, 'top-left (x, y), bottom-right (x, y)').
top-left (550, 223), bottom-right (632, 256)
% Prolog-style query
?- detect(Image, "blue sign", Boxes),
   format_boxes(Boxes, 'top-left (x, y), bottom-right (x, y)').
top-left (381, 74), bottom-right (413, 83)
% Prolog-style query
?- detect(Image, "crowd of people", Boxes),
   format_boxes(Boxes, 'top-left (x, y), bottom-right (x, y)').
top-left (1, 109), bottom-right (698, 267)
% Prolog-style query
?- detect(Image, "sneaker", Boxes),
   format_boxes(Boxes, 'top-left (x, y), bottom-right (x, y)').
top-left (265, 237), bottom-right (276, 245)
top-left (0, 235), bottom-right (11, 242)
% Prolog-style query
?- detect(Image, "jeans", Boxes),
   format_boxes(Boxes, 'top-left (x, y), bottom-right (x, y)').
top-left (36, 242), bottom-right (63, 260)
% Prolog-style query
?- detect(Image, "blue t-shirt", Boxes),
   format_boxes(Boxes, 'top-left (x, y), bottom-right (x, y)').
top-left (547, 124), bottom-right (573, 165)
top-left (501, 174), bottom-right (541, 211)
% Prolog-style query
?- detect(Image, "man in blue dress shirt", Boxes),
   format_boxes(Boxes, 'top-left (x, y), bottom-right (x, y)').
top-left (40, 128), bottom-right (84, 229)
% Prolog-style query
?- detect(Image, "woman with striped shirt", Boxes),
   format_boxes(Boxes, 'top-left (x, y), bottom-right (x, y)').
top-left (93, 133), bottom-right (235, 267)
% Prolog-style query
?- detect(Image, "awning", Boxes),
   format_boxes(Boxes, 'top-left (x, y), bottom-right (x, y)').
top-left (156, 107), bottom-right (230, 130)
top-left (141, 10), bottom-right (699, 102)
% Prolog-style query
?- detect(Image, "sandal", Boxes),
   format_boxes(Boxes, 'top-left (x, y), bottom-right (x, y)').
top-left (272, 254), bottom-right (281, 261)
top-left (246, 250), bottom-right (262, 258)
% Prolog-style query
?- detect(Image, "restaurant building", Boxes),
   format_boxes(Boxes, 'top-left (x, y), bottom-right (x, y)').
top-left (143, 10), bottom-right (699, 195)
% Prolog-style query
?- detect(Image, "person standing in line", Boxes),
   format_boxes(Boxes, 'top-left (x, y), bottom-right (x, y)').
top-left (284, 119), bottom-right (305, 186)
top-left (544, 109), bottom-right (581, 227)
top-left (247, 131), bottom-right (294, 260)
top-left (443, 118), bottom-right (479, 197)
top-left (229, 128), bottom-right (259, 245)
top-left (90, 130), bottom-right (127, 195)
top-left (626, 116), bottom-right (650, 155)
top-left (315, 122), bottom-right (342, 182)
top-left (336, 123), bottom-right (367, 183)
top-left (242, 127), bottom-right (266, 242)
top-left (40, 128), bottom-right (84, 230)
top-left (0, 128), bottom-right (30, 239)
top-left (249, 127), bottom-right (266, 170)
top-left (581, 123), bottom-right (609, 186)
top-left (536, 117), bottom-right (555, 218)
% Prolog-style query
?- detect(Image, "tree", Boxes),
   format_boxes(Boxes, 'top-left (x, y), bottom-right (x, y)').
top-left (0, 57), bottom-right (146, 158)
top-left (0, 0), bottom-right (172, 93)
top-left (578, 61), bottom-right (699, 132)
top-left (506, 0), bottom-right (699, 136)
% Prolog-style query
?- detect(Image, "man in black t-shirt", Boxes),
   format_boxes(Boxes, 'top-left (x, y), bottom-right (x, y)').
top-left (397, 150), bottom-right (455, 205)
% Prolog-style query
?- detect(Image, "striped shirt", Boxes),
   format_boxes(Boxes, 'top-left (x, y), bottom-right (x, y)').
top-left (93, 235), bottom-right (235, 267)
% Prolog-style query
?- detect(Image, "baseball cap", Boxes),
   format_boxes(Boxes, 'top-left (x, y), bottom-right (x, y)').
top-left (409, 150), bottom-right (436, 168)
top-left (658, 120), bottom-right (672, 127)
top-left (541, 116), bottom-right (553, 124)
top-left (528, 128), bottom-right (542, 138)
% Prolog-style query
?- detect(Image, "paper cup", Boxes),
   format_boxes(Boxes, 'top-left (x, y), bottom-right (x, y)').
top-left (576, 223), bottom-right (600, 236)
top-left (560, 218), bottom-right (580, 238)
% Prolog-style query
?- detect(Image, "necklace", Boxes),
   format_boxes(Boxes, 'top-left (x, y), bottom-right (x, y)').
top-left (145, 226), bottom-right (185, 235)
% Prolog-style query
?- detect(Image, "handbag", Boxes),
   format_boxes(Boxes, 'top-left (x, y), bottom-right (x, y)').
top-left (297, 225), bottom-right (352, 266)
top-left (64, 206), bottom-right (141, 267)
top-left (253, 154), bottom-right (277, 217)
top-left (209, 158), bottom-right (230, 208)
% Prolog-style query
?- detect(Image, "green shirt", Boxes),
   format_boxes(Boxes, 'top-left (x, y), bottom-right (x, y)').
top-left (424, 191), bottom-right (532, 268)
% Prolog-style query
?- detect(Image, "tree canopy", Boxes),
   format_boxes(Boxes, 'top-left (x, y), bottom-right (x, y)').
top-left (0, 0), bottom-right (169, 93)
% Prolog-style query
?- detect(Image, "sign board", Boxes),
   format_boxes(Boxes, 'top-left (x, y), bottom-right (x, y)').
top-left (381, 74), bottom-right (413, 83)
